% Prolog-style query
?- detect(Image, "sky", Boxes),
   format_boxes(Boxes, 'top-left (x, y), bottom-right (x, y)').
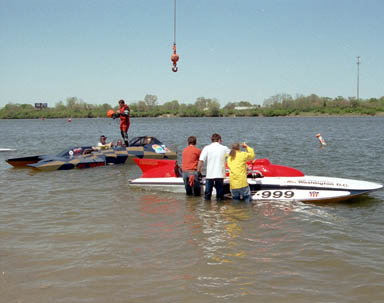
top-left (1, 0), bottom-right (383, 107)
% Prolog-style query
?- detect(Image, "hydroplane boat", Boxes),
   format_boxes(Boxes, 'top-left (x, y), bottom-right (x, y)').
top-left (6, 136), bottom-right (176, 171)
top-left (129, 158), bottom-right (383, 203)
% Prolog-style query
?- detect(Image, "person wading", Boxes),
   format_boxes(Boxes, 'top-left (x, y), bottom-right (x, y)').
top-left (181, 136), bottom-right (201, 196)
top-left (197, 133), bottom-right (230, 201)
top-left (226, 142), bottom-right (255, 203)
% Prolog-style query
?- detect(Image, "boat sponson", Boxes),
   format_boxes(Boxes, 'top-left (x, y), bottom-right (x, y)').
top-left (134, 159), bottom-right (180, 178)
top-left (6, 155), bottom-right (44, 167)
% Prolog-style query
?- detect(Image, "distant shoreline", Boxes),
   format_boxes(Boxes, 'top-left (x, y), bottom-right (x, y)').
top-left (156, 112), bottom-right (384, 118)
top-left (2, 95), bottom-right (383, 119)
top-left (1, 112), bottom-right (384, 119)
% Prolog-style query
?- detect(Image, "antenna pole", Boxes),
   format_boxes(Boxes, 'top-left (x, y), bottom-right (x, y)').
top-left (356, 56), bottom-right (360, 101)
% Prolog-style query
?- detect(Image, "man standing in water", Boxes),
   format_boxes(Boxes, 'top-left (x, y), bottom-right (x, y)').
top-left (113, 99), bottom-right (130, 146)
top-left (198, 133), bottom-right (230, 201)
top-left (182, 136), bottom-right (201, 196)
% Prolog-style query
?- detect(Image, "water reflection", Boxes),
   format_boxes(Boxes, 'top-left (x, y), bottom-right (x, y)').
top-left (186, 201), bottom-right (247, 262)
top-left (137, 194), bottom-right (185, 240)
top-left (182, 198), bottom-right (355, 299)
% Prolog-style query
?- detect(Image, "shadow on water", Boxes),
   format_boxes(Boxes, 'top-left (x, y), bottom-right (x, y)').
top-left (337, 194), bottom-right (382, 207)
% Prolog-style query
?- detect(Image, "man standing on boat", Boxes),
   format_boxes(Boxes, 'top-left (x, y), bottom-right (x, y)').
top-left (182, 136), bottom-right (201, 196)
top-left (112, 99), bottom-right (130, 146)
top-left (198, 133), bottom-right (230, 201)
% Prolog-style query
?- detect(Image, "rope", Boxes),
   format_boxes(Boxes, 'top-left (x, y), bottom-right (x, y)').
top-left (173, 0), bottom-right (177, 45)
top-left (171, 0), bottom-right (179, 72)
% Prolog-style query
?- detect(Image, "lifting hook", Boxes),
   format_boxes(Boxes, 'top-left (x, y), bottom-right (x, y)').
top-left (171, 43), bottom-right (179, 72)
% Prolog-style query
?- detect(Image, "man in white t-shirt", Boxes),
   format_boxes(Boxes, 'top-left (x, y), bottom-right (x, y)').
top-left (97, 135), bottom-right (113, 149)
top-left (197, 133), bottom-right (230, 201)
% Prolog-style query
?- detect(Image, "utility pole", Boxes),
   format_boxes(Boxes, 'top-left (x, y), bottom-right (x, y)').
top-left (356, 56), bottom-right (360, 101)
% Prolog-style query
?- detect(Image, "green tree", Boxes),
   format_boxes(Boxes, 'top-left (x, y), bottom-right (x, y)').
top-left (207, 100), bottom-right (221, 116)
top-left (194, 97), bottom-right (220, 116)
top-left (163, 100), bottom-right (180, 113)
top-left (144, 94), bottom-right (158, 109)
top-left (237, 101), bottom-right (253, 107)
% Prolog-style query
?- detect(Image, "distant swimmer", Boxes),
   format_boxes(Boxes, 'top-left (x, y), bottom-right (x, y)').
top-left (316, 133), bottom-right (327, 147)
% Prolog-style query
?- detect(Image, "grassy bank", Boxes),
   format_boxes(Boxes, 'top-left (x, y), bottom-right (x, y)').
top-left (1, 94), bottom-right (383, 119)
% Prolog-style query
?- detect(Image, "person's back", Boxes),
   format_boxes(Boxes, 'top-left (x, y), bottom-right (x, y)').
top-left (181, 136), bottom-right (201, 196)
top-left (202, 142), bottom-right (229, 179)
top-left (182, 146), bottom-right (201, 172)
top-left (198, 133), bottom-right (230, 201)
top-left (227, 142), bottom-right (255, 202)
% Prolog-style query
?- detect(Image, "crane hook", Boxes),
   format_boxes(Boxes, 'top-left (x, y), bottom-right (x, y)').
top-left (171, 43), bottom-right (179, 72)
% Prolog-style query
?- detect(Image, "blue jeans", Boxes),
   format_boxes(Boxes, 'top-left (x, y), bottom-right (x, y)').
top-left (231, 186), bottom-right (252, 203)
top-left (182, 171), bottom-right (201, 196)
top-left (205, 178), bottom-right (225, 201)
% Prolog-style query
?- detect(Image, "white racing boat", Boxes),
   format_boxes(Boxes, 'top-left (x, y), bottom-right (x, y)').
top-left (129, 158), bottom-right (383, 203)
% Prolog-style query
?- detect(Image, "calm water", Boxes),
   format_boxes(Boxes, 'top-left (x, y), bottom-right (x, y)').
top-left (0, 117), bottom-right (384, 303)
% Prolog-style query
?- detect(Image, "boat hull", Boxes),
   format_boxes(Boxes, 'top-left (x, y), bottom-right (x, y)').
top-left (247, 175), bottom-right (382, 202)
top-left (129, 175), bottom-right (383, 203)
top-left (6, 155), bottom-right (43, 167)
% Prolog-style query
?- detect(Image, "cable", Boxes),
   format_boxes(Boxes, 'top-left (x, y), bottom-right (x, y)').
top-left (171, 0), bottom-right (179, 72)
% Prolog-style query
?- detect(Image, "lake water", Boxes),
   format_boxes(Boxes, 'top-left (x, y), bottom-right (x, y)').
top-left (0, 117), bottom-right (383, 303)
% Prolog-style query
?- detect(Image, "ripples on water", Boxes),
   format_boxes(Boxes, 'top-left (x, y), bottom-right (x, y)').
top-left (1, 117), bottom-right (384, 302)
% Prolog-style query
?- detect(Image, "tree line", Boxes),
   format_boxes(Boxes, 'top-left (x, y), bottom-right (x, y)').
top-left (1, 94), bottom-right (384, 119)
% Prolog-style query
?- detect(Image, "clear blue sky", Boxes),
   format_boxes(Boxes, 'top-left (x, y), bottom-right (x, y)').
top-left (1, 0), bottom-right (383, 107)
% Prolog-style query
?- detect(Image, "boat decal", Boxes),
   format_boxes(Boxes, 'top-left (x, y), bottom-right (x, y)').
top-left (250, 184), bottom-right (353, 192)
top-left (290, 179), bottom-right (350, 188)
top-left (253, 190), bottom-right (295, 199)
top-left (309, 191), bottom-right (319, 197)
top-left (152, 144), bottom-right (167, 154)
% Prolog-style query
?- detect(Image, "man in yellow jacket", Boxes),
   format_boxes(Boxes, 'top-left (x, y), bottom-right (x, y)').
top-left (226, 142), bottom-right (255, 203)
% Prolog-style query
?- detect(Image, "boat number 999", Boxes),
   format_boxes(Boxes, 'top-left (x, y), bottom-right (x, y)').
top-left (261, 191), bottom-right (294, 199)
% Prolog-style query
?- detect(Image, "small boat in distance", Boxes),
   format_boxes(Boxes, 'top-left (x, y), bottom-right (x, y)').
top-left (129, 158), bottom-right (383, 203)
top-left (6, 136), bottom-right (176, 171)
top-left (0, 148), bottom-right (16, 152)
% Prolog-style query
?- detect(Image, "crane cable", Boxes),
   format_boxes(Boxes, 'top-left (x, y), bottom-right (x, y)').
top-left (171, 0), bottom-right (179, 72)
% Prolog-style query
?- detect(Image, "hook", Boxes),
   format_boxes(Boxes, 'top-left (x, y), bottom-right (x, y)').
top-left (171, 43), bottom-right (179, 72)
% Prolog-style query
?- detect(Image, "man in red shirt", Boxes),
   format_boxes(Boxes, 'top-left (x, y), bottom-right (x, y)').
top-left (182, 136), bottom-right (201, 196)
top-left (113, 99), bottom-right (130, 146)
